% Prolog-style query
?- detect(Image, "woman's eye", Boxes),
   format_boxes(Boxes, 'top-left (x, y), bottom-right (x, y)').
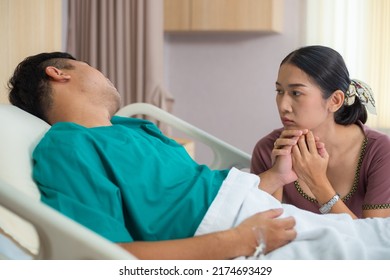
top-left (275, 89), bottom-right (283, 95)
top-left (292, 91), bottom-right (301, 96)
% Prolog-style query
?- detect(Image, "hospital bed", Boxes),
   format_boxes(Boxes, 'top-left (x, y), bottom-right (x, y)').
top-left (0, 103), bottom-right (251, 260)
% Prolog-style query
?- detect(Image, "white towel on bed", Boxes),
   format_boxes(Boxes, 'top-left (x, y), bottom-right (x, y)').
top-left (195, 168), bottom-right (390, 259)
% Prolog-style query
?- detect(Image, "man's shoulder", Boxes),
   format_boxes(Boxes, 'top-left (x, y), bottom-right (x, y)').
top-left (111, 116), bottom-right (162, 135)
top-left (111, 115), bottom-right (154, 126)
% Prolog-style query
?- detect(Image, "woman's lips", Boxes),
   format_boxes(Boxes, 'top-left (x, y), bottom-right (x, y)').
top-left (281, 118), bottom-right (295, 126)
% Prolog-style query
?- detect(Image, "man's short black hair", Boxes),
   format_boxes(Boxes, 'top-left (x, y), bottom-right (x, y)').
top-left (8, 52), bottom-right (76, 122)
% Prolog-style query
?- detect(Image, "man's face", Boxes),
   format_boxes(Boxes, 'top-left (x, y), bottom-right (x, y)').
top-left (67, 60), bottom-right (121, 114)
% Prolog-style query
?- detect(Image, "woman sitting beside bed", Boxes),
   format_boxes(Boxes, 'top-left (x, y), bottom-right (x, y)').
top-left (251, 45), bottom-right (390, 219)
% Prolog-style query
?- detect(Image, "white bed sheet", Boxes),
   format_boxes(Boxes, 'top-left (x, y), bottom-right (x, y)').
top-left (196, 168), bottom-right (390, 259)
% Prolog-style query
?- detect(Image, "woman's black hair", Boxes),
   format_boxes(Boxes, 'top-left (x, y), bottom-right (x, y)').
top-left (281, 45), bottom-right (367, 124)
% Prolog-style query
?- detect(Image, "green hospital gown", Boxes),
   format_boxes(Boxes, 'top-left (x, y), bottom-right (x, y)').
top-left (33, 116), bottom-right (229, 242)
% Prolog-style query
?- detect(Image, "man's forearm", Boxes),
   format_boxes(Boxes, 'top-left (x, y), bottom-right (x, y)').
top-left (257, 169), bottom-right (285, 194)
top-left (118, 228), bottom-right (252, 260)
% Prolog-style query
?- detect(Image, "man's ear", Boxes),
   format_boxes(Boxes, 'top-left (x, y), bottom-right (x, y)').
top-left (45, 66), bottom-right (71, 82)
top-left (328, 90), bottom-right (345, 112)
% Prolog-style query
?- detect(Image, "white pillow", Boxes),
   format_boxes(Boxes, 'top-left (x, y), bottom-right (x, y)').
top-left (0, 104), bottom-right (50, 255)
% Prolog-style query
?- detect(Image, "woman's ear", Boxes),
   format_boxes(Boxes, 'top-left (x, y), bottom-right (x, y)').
top-left (45, 66), bottom-right (71, 82)
top-left (328, 90), bottom-right (345, 112)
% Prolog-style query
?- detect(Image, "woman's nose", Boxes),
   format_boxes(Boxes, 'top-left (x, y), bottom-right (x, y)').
top-left (277, 93), bottom-right (292, 112)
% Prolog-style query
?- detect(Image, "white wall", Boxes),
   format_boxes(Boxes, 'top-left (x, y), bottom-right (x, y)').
top-left (164, 0), bottom-right (305, 164)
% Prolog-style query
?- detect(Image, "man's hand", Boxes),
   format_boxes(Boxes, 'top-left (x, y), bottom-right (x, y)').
top-left (271, 129), bottom-right (308, 185)
top-left (258, 130), bottom-right (306, 193)
top-left (234, 208), bottom-right (296, 255)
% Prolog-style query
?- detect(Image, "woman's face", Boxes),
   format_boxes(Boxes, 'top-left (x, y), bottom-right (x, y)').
top-left (275, 63), bottom-right (333, 130)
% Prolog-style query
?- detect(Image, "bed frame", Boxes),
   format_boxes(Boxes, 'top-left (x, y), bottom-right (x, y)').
top-left (0, 103), bottom-right (251, 259)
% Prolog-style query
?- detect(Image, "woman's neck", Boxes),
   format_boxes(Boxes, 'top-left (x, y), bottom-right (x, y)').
top-left (312, 123), bottom-right (362, 156)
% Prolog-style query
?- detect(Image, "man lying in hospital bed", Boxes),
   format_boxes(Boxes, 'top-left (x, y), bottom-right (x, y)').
top-left (5, 52), bottom-right (390, 260)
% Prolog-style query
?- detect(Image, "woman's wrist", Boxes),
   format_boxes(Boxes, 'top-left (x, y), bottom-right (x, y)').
top-left (309, 179), bottom-right (336, 205)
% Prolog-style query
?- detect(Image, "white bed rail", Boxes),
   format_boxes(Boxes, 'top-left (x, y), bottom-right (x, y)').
top-left (116, 103), bottom-right (251, 170)
top-left (0, 179), bottom-right (136, 260)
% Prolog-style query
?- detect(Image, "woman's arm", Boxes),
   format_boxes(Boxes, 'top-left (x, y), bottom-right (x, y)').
top-left (291, 131), bottom-right (358, 219)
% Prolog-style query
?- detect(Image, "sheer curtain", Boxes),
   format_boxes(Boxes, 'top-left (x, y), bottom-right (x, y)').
top-left (66, 0), bottom-right (174, 133)
top-left (304, 0), bottom-right (390, 130)
top-left (365, 0), bottom-right (390, 129)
